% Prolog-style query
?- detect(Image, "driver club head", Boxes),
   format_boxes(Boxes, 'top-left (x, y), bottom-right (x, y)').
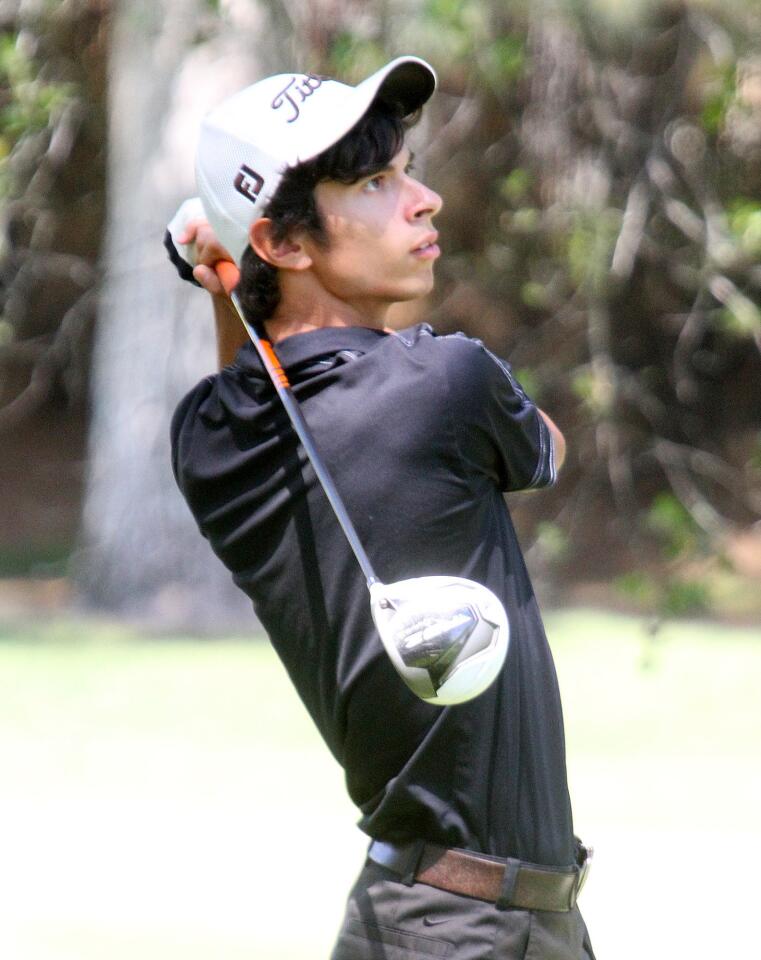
top-left (370, 577), bottom-right (509, 706)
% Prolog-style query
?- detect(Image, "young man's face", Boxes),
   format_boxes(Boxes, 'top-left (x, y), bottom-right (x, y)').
top-left (303, 145), bottom-right (443, 317)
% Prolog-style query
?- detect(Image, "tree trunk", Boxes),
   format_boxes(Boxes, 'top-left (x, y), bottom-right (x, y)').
top-left (78, 0), bottom-right (284, 630)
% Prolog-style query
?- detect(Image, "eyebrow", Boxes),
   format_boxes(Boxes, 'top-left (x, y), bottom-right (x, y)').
top-left (374, 149), bottom-right (416, 176)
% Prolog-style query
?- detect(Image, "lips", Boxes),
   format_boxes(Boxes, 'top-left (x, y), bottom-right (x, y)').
top-left (411, 232), bottom-right (440, 259)
top-left (412, 232), bottom-right (439, 253)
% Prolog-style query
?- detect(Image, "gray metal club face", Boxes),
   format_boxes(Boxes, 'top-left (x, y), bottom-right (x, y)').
top-left (392, 603), bottom-right (498, 693)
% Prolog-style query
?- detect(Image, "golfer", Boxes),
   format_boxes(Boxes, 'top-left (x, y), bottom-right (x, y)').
top-left (167, 56), bottom-right (595, 959)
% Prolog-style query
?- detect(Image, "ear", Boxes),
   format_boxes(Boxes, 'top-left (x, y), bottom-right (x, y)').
top-left (248, 218), bottom-right (312, 271)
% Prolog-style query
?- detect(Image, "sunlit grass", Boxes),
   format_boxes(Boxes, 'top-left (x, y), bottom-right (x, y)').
top-left (0, 609), bottom-right (758, 959)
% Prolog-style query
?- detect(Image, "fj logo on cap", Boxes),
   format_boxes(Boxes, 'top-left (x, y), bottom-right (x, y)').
top-left (271, 74), bottom-right (324, 124)
top-left (234, 164), bottom-right (265, 204)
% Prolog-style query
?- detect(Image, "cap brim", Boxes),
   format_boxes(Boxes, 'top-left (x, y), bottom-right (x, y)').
top-left (292, 56), bottom-right (436, 167)
top-left (358, 55), bottom-right (437, 118)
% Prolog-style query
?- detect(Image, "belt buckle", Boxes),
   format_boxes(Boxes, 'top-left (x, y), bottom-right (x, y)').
top-left (575, 843), bottom-right (593, 899)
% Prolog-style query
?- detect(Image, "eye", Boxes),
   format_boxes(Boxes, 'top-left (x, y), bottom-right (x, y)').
top-left (363, 174), bottom-right (384, 193)
top-left (405, 161), bottom-right (416, 175)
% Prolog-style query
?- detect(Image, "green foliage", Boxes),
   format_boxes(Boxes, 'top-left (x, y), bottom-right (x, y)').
top-left (646, 493), bottom-right (701, 560)
top-left (484, 34), bottom-right (526, 84)
top-left (410, 0), bottom-right (528, 83)
top-left (608, 494), bottom-right (714, 618)
top-left (728, 200), bottom-right (761, 257)
top-left (661, 578), bottom-right (711, 616)
top-left (535, 520), bottom-right (569, 561)
top-left (566, 208), bottom-right (623, 297)
top-left (514, 366), bottom-right (539, 398)
top-left (717, 292), bottom-right (761, 339)
top-left (508, 207), bottom-right (540, 232)
top-left (0, 541), bottom-right (71, 577)
top-left (571, 369), bottom-right (594, 408)
top-left (571, 366), bottom-right (614, 415)
top-left (500, 168), bottom-right (532, 203)
top-left (419, 0), bottom-right (491, 60)
top-left (700, 62), bottom-right (736, 135)
top-left (614, 569), bottom-right (711, 619)
top-left (576, 0), bottom-right (665, 33)
top-left (520, 280), bottom-right (550, 308)
top-left (0, 34), bottom-right (75, 139)
top-left (614, 570), bottom-right (657, 606)
top-left (326, 32), bottom-right (387, 79)
top-left (0, 32), bottom-right (77, 199)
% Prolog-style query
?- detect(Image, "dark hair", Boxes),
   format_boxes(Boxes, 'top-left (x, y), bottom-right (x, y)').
top-left (236, 99), bottom-right (414, 326)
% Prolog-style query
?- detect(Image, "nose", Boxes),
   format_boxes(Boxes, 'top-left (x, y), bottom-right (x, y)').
top-left (407, 176), bottom-right (443, 221)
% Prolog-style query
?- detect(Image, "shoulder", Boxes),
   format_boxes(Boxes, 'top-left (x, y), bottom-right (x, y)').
top-left (170, 375), bottom-right (218, 474)
top-left (392, 323), bottom-right (492, 369)
top-left (396, 323), bottom-right (505, 361)
top-left (172, 374), bottom-right (217, 429)
top-left (393, 322), bottom-right (474, 354)
top-left (394, 324), bottom-right (526, 401)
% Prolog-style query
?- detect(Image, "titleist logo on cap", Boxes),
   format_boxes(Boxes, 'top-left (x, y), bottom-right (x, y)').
top-left (271, 75), bottom-right (324, 123)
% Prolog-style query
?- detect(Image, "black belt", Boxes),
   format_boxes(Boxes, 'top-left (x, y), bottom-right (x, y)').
top-left (368, 838), bottom-right (592, 913)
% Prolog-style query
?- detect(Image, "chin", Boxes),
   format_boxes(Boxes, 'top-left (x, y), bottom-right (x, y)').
top-left (396, 277), bottom-right (437, 302)
top-left (391, 290), bottom-right (433, 306)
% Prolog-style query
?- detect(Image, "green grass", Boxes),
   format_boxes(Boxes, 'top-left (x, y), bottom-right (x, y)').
top-left (0, 609), bottom-right (759, 959)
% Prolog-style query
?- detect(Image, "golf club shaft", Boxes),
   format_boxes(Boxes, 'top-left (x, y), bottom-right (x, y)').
top-left (216, 261), bottom-right (380, 590)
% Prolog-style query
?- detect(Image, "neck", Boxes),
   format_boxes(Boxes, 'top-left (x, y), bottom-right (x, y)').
top-left (265, 273), bottom-right (393, 343)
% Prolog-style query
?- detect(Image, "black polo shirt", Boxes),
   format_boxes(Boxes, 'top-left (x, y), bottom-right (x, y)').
top-left (170, 322), bottom-right (575, 867)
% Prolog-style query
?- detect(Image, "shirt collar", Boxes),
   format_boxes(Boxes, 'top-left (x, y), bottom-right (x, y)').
top-left (236, 325), bottom-right (390, 371)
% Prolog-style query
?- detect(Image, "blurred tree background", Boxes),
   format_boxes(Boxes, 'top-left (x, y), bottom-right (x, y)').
top-left (1, 0), bottom-right (759, 626)
top-left (0, 0), bottom-right (105, 574)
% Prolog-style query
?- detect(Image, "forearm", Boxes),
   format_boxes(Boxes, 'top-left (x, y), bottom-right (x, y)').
top-left (538, 408), bottom-right (566, 472)
top-left (165, 214), bottom-right (246, 369)
top-left (212, 293), bottom-right (249, 369)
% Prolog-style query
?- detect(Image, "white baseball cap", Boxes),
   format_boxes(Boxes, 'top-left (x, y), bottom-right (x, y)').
top-left (195, 56), bottom-right (437, 263)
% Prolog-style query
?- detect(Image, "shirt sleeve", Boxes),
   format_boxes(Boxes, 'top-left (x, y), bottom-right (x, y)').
top-left (169, 375), bottom-right (215, 498)
top-left (442, 332), bottom-right (556, 492)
